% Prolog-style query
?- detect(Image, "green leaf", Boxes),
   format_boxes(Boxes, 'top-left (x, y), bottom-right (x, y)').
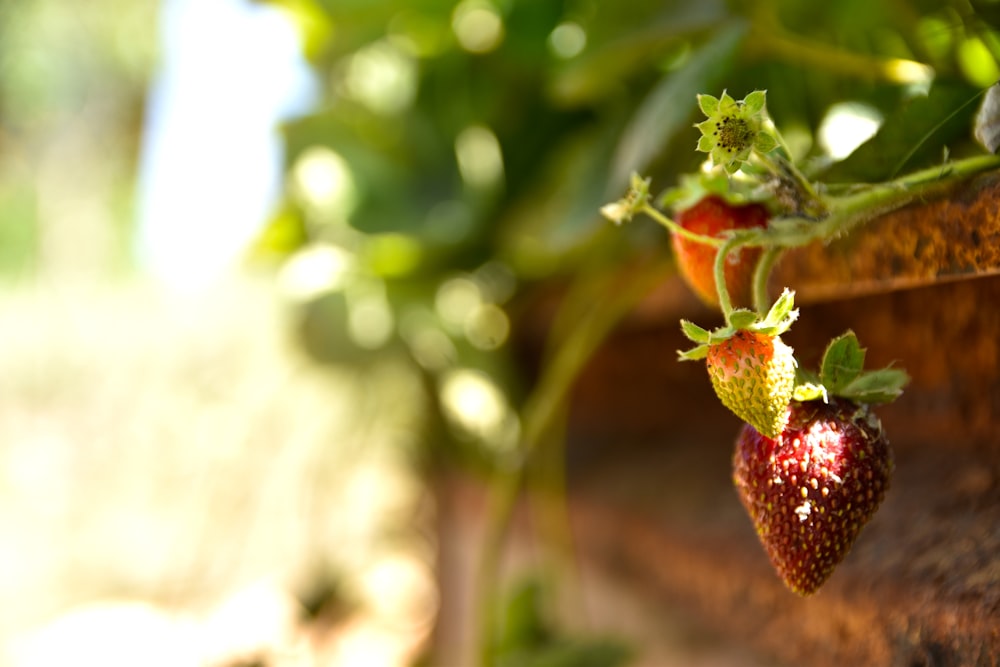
top-left (820, 81), bottom-right (982, 183)
top-left (680, 319), bottom-right (711, 344)
top-left (549, 1), bottom-right (731, 106)
top-left (819, 330), bottom-right (865, 392)
top-left (608, 21), bottom-right (747, 189)
top-left (678, 344), bottom-right (709, 361)
top-left (840, 368), bottom-right (910, 404)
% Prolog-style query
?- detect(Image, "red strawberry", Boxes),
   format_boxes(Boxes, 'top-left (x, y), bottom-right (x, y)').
top-left (706, 329), bottom-right (796, 439)
top-left (732, 397), bottom-right (894, 596)
top-left (672, 195), bottom-right (769, 308)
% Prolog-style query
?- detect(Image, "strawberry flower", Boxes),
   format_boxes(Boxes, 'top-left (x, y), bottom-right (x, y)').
top-left (695, 90), bottom-right (778, 174)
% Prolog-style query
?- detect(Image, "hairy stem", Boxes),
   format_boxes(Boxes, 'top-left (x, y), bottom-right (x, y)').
top-left (641, 204), bottom-right (724, 247)
top-left (753, 246), bottom-right (784, 315)
top-left (714, 236), bottom-right (743, 323)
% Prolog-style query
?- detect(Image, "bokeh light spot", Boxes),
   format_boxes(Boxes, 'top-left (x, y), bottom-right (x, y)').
top-left (548, 22), bottom-right (586, 59)
top-left (452, 1), bottom-right (504, 54)
top-left (818, 102), bottom-right (883, 160)
top-left (455, 124), bottom-right (504, 189)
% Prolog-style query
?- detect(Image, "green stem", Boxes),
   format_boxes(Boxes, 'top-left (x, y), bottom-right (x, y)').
top-left (750, 154), bottom-right (1000, 251)
top-left (752, 246), bottom-right (783, 315)
top-left (747, 15), bottom-right (932, 85)
top-left (475, 259), bottom-right (672, 667)
top-left (754, 150), bottom-right (828, 218)
top-left (641, 204), bottom-right (724, 247)
top-left (713, 236), bottom-right (743, 324)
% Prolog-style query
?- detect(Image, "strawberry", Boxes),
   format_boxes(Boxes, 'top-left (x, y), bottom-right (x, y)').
top-left (707, 328), bottom-right (796, 439)
top-left (732, 397), bottom-right (894, 596)
top-left (672, 194), bottom-right (769, 309)
top-left (680, 289), bottom-right (799, 439)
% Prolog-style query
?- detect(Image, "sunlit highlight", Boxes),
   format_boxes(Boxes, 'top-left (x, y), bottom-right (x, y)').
top-left (348, 286), bottom-right (394, 350)
top-left (343, 40), bottom-right (416, 114)
top-left (440, 368), bottom-right (519, 451)
top-left (292, 146), bottom-right (356, 218)
top-left (452, 0), bottom-right (504, 54)
top-left (435, 277), bottom-right (482, 330)
top-left (359, 553), bottom-right (438, 630)
top-left (278, 243), bottom-right (354, 300)
top-left (464, 303), bottom-right (509, 350)
top-left (818, 102), bottom-right (883, 160)
top-left (455, 124), bottom-right (504, 189)
top-left (548, 22), bottom-right (586, 59)
top-left (400, 310), bottom-right (457, 371)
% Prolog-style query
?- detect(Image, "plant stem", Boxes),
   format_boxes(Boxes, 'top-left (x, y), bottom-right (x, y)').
top-left (755, 150), bottom-right (828, 218)
top-left (641, 204), bottom-right (724, 247)
top-left (750, 154), bottom-right (1000, 251)
top-left (713, 236), bottom-right (742, 324)
top-left (475, 258), bottom-right (673, 667)
top-left (752, 246), bottom-right (783, 315)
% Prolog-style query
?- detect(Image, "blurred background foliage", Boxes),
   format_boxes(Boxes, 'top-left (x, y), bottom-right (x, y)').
top-left (0, 0), bottom-right (156, 279)
top-left (2, 0), bottom-right (1000, 664)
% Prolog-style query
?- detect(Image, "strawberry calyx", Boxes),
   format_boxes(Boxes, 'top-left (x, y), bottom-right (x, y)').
top-left (677, 287), bottom-right (798, 361)
top-left (793, 330), bottom-right (909, 405)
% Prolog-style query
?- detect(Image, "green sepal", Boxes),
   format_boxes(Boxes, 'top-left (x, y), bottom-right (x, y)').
top-left (819, 330), bottom-right (865, 393)
top-left (753, 130), bottom-right (779, 154)
top-left (680, 319), bottom-right (711, 344)
top-left (728, 308), bottom-right (758, 329)
top-left (743, 89), bottom-right (766, 115)
top-left (839, 368), bottom-right (910, 404)
top-left (697, 93), bottom-right (720, 116)
top-left (792, 367), bottom-right (826, 401)
top-left (708, 325), bottom-right (736, 343)
top-left (751, 288), bottom-right (798, 335)
top-left (793, 383), bottom-right (827, 402)
top-left (678, 344), bottom-right (710, 361)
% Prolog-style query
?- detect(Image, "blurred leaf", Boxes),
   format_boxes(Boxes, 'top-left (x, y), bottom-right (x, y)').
top-left (820, 81), bottom-right (984, 182)
top-left (609, 20), bottom-right (747, 189)
top-left (549, 0), bottom-right (730, 106)
top-left (493, 579), bottom-right (632, 667)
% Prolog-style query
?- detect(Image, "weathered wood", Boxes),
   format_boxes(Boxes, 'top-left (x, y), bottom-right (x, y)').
top-left (772, 172), bottom-right (1000, 302)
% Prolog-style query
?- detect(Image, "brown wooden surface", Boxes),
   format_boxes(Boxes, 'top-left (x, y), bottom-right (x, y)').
top-left (771, 171), bottom-right (1000, 302)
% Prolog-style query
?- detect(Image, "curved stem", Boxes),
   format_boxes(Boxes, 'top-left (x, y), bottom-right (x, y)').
top-left (641, 204), bottom-right (724, 247)
top-left (714, 236), bottom-right (742, 324)
top-left (747, 14), bottom-right (931, 85)
top-left (752, 246), bottom-right (783, 315)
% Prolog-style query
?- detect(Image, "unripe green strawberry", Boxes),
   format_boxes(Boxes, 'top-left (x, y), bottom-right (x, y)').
top-left (706, 329), bottom-right (796, 439)
top-left (732, 398), bottom-right (893, 596)
top-left (672, 195), bottom-right (769, 309)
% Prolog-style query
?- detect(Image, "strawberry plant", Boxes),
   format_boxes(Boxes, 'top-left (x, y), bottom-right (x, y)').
top-left (604, 89), bottom-right (998, 594)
